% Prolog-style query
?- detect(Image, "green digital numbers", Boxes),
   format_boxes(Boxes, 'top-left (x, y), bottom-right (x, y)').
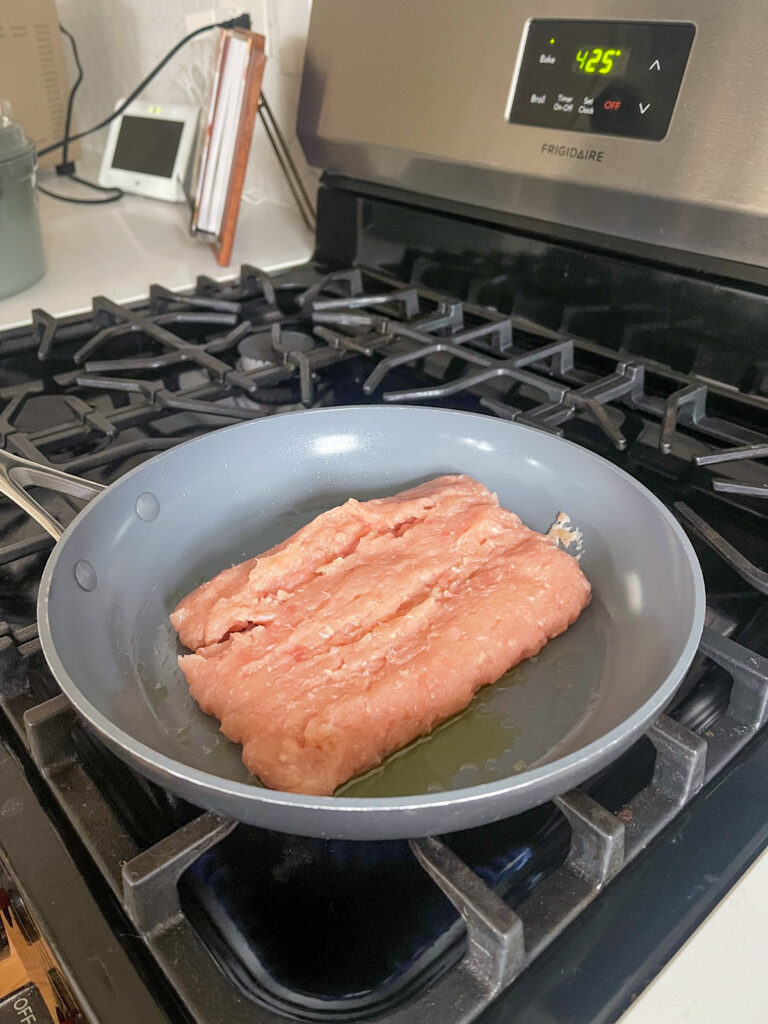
top-left (585, 49), bottom-right (603, 73)
top-left (573, 47), bottom-right (624, 75)
top-left (599, 49), bottom-right (620, 73)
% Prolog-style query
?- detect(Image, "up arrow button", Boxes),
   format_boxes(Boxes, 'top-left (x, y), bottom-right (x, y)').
top-left (649, 59), bottom-right (661, 71)
top-left (639, 102), bottom-right (651, 114)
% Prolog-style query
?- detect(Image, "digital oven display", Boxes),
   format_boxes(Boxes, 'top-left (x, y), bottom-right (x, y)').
top-left (507, 20), bottom-right (695, 141)
top-left (571, 46), bottom-right (630, 77)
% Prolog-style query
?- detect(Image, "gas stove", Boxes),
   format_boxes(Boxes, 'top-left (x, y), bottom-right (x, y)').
top-left (4, 2), bottom-right (768, 1013)
top-left (0, 173), bottom-right (766, 1023)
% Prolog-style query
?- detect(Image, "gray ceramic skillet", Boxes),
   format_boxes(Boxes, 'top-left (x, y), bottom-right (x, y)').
top-left (0, 406), bottom-right (705, 839)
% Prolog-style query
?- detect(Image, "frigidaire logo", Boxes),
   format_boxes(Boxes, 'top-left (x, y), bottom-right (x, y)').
top-left (540, 143), bottom-right (604, 162)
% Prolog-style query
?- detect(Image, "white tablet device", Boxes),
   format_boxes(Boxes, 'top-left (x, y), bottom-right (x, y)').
top-left (98, 100), bottom-right (199, 202)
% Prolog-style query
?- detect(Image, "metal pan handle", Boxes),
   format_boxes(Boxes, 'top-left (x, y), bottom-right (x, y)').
top-left (0, 449), bottom-right (105, 542)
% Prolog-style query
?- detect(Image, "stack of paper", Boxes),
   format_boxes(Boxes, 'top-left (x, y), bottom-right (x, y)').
top-left (191, 28), bottom-right (266, 264)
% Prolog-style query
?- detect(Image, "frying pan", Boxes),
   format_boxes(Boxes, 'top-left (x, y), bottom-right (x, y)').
top-left (0, 406), bottom-right (704, 840)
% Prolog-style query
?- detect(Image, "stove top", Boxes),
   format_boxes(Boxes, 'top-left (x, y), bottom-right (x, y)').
top-left (0, 185), bottom-right (766, 1024)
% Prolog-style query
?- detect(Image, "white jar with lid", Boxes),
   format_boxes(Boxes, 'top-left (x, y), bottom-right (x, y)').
top-left (0, 101), bottom-right (45, 300)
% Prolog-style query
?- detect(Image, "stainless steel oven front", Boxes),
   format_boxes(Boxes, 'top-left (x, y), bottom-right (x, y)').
top-left (298, 0), bottom-right (767, 272)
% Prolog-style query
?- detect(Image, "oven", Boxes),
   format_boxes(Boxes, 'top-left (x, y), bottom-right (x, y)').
top-left (0, 2), bottom-right (766, 1022)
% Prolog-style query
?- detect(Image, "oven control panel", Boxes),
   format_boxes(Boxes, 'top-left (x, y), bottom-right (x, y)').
top-left (506, 20), bottom-right (695, 141)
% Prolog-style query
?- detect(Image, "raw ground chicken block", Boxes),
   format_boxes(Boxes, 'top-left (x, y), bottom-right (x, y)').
top-left (170, 476), bottom-right (591, 795)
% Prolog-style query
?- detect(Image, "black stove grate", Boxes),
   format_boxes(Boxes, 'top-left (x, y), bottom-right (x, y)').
top-left (0, 251), bottom-right (766, 1024)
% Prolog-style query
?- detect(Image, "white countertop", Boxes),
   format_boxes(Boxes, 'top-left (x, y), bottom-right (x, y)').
top-left (620, 850), bottom-right (768, 1024)
top-left (0, 183), bottom-right (313, 328)
top-left (1, 179), bottom-right (766, 1024)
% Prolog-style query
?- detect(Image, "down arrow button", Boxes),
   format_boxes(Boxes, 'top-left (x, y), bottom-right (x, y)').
top-left (639, 102), bottom-right (651, 114)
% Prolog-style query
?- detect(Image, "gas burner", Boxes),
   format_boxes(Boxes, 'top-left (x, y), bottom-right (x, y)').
top-left (237, 331), bottom-right (277, 372)
top-left (271, 327), bottom-right (315, 357)
top-left (236, 323), bottom-right (315, 372)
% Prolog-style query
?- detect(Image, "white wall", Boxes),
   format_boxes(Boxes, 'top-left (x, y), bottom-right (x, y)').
top-left (54, 0), bottom-right (318, 208)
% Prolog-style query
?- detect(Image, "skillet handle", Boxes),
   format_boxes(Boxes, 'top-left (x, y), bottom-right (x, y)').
top-left (0, 449), bottom-right (105, 541)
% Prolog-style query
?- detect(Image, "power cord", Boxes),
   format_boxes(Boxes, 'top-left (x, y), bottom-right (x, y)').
top-left (39, 13), bottom-right (251, 204)
top-left (37, 176), bottom-right (123, 205)
top-left (38, 24), bottom-right (122, 204)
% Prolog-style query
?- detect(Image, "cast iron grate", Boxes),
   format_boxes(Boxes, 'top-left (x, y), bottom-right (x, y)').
top-left (0, 260), bottom-right (766, 1023)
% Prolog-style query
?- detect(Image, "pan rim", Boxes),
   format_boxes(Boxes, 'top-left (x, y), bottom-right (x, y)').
top-left (36, 405), bottom-right (706, 817)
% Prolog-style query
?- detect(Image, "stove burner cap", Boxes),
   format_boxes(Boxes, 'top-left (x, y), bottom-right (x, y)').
top-left (237, 328), bottom-right (315, 371)
top-left (272, 330), bottom-right (315, 356)
top-left (237, 331), bottom-right (274, 370)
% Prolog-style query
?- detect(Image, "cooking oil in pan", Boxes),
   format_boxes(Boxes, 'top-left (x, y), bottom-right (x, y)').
top-left (336, 677), bottom-right (525, 799)
top-left (338, 627), bottom-right (602, 798)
